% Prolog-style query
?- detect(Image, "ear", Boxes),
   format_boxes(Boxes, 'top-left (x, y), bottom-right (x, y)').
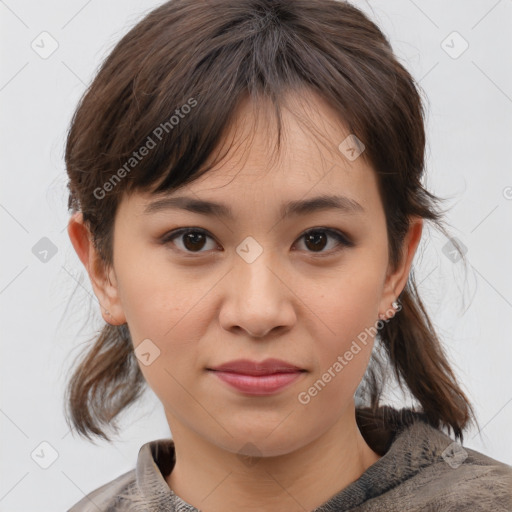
top-left (67, 212), bottom-right (126, 326)
top-left (378, 216), bottom-right (423, 319)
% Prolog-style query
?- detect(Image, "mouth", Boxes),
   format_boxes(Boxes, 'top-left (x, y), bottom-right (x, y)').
top-left (206, 359), bottom-right (307, 395)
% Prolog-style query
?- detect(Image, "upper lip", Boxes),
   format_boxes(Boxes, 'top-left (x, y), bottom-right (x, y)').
top-left (207, 358), bottom-right (305, 375)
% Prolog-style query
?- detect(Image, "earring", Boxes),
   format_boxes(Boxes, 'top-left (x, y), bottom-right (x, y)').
top-left (378, 299), bottom-right (400, 321)
top-left (104, 309), bottom-right (113, 324)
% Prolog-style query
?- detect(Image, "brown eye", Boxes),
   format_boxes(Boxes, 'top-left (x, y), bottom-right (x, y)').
top-left (295, 228), bottom-right (353, 254)
top-left (304, 231), bottom-right (328, 251)
top-left (162, 228), bottom-right (218, 253)
top-left (182, 232), bottom-right (208, 251)
top-left (161, 227), bottom-right (353, 256)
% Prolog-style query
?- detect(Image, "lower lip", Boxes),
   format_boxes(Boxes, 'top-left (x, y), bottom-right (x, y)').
top-left (209, 371), bottom-right (304, 395)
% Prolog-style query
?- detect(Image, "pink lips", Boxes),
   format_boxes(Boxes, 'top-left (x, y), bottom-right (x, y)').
top-left (207, 358), bottom-right (306, 396)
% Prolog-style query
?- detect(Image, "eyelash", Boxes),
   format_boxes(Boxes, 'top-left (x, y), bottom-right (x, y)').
top-left (160, 227), bottom-right (354, 256)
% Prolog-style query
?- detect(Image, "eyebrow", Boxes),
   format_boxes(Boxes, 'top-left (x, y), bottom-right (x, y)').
top-left (143, 194), bottom-right (365, 218)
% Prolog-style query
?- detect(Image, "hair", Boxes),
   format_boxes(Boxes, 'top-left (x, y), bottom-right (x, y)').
top-left (63, 0), bottom-right (477, 444)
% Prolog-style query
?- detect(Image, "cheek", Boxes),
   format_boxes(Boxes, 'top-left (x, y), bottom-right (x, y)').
top-left (314, 259), bottom-right (383, 333)
top-left (115, 249), bottom-right (200, 338)
top-left (114, 253), bottom-right (209, 380)
top-left (307, 263), bottom-right (383, 383)
top-left (300, 305), bottom-right (377, 414)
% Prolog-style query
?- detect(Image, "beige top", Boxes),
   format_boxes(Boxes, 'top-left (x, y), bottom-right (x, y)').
top-left (68, 407), bottom-right (512, 511)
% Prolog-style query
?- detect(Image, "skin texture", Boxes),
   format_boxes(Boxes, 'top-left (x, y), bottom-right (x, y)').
top-left (68, 90), bottom-right (423, 512)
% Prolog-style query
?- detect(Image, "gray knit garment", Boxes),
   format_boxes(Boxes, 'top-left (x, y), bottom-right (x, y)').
top-left (68, 408), bottom-right (512, 511)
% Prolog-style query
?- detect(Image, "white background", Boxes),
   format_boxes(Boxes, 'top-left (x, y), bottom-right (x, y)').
top-left (1, 0), bottom-right (511, 510)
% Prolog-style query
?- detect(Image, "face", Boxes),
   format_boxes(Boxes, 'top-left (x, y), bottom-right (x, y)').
top-left (82, 90), bottom-right (420, 457)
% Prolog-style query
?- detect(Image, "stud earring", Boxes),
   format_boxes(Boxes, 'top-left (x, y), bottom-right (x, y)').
top-left (104, 309), bottom-right (114, 324)
top-left (378, 299), bottom-right (400, 321)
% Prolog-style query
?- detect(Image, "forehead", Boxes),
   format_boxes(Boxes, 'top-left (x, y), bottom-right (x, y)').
top-left (124, 89), bottom-right (382, 218)
top-left (201, 88), bottom-right (368, 177)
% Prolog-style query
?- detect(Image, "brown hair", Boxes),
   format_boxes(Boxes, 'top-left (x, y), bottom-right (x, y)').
top-left (63, 0), bottom-right (477, 443)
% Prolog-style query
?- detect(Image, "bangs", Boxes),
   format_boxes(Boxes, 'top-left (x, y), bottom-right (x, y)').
top-left (67, 0), bottom-right (398, 212)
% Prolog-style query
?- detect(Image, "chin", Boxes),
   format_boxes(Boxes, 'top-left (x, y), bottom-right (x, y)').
top-left (214, 429), bottom-right (308, 459)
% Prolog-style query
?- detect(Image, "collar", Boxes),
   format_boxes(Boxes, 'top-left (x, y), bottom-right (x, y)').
top-left (130, 407), bottom-right (453, 511)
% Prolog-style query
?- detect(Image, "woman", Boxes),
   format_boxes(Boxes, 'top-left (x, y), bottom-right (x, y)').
top-left (64, 0), bottom-right (512, 510)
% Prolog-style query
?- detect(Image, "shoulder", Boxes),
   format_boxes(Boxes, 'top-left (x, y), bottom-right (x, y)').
top-left (66, 438), bottom-right (177, 512)
top-left (393, 416), bottom-right (512, 511)
top-left (406, 446), bottom-right (512, 511)
top-left (67, 469), bottom-right (137, 511)
top-left (356, 407), bottom-right (512, 511)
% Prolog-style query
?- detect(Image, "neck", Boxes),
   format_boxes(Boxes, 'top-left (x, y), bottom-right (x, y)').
top-left (165, 405), bottom-right (381, 512)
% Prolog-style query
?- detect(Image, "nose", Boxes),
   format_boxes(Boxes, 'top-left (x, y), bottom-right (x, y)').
top-left (218, 251), bottom-right (297, 339)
